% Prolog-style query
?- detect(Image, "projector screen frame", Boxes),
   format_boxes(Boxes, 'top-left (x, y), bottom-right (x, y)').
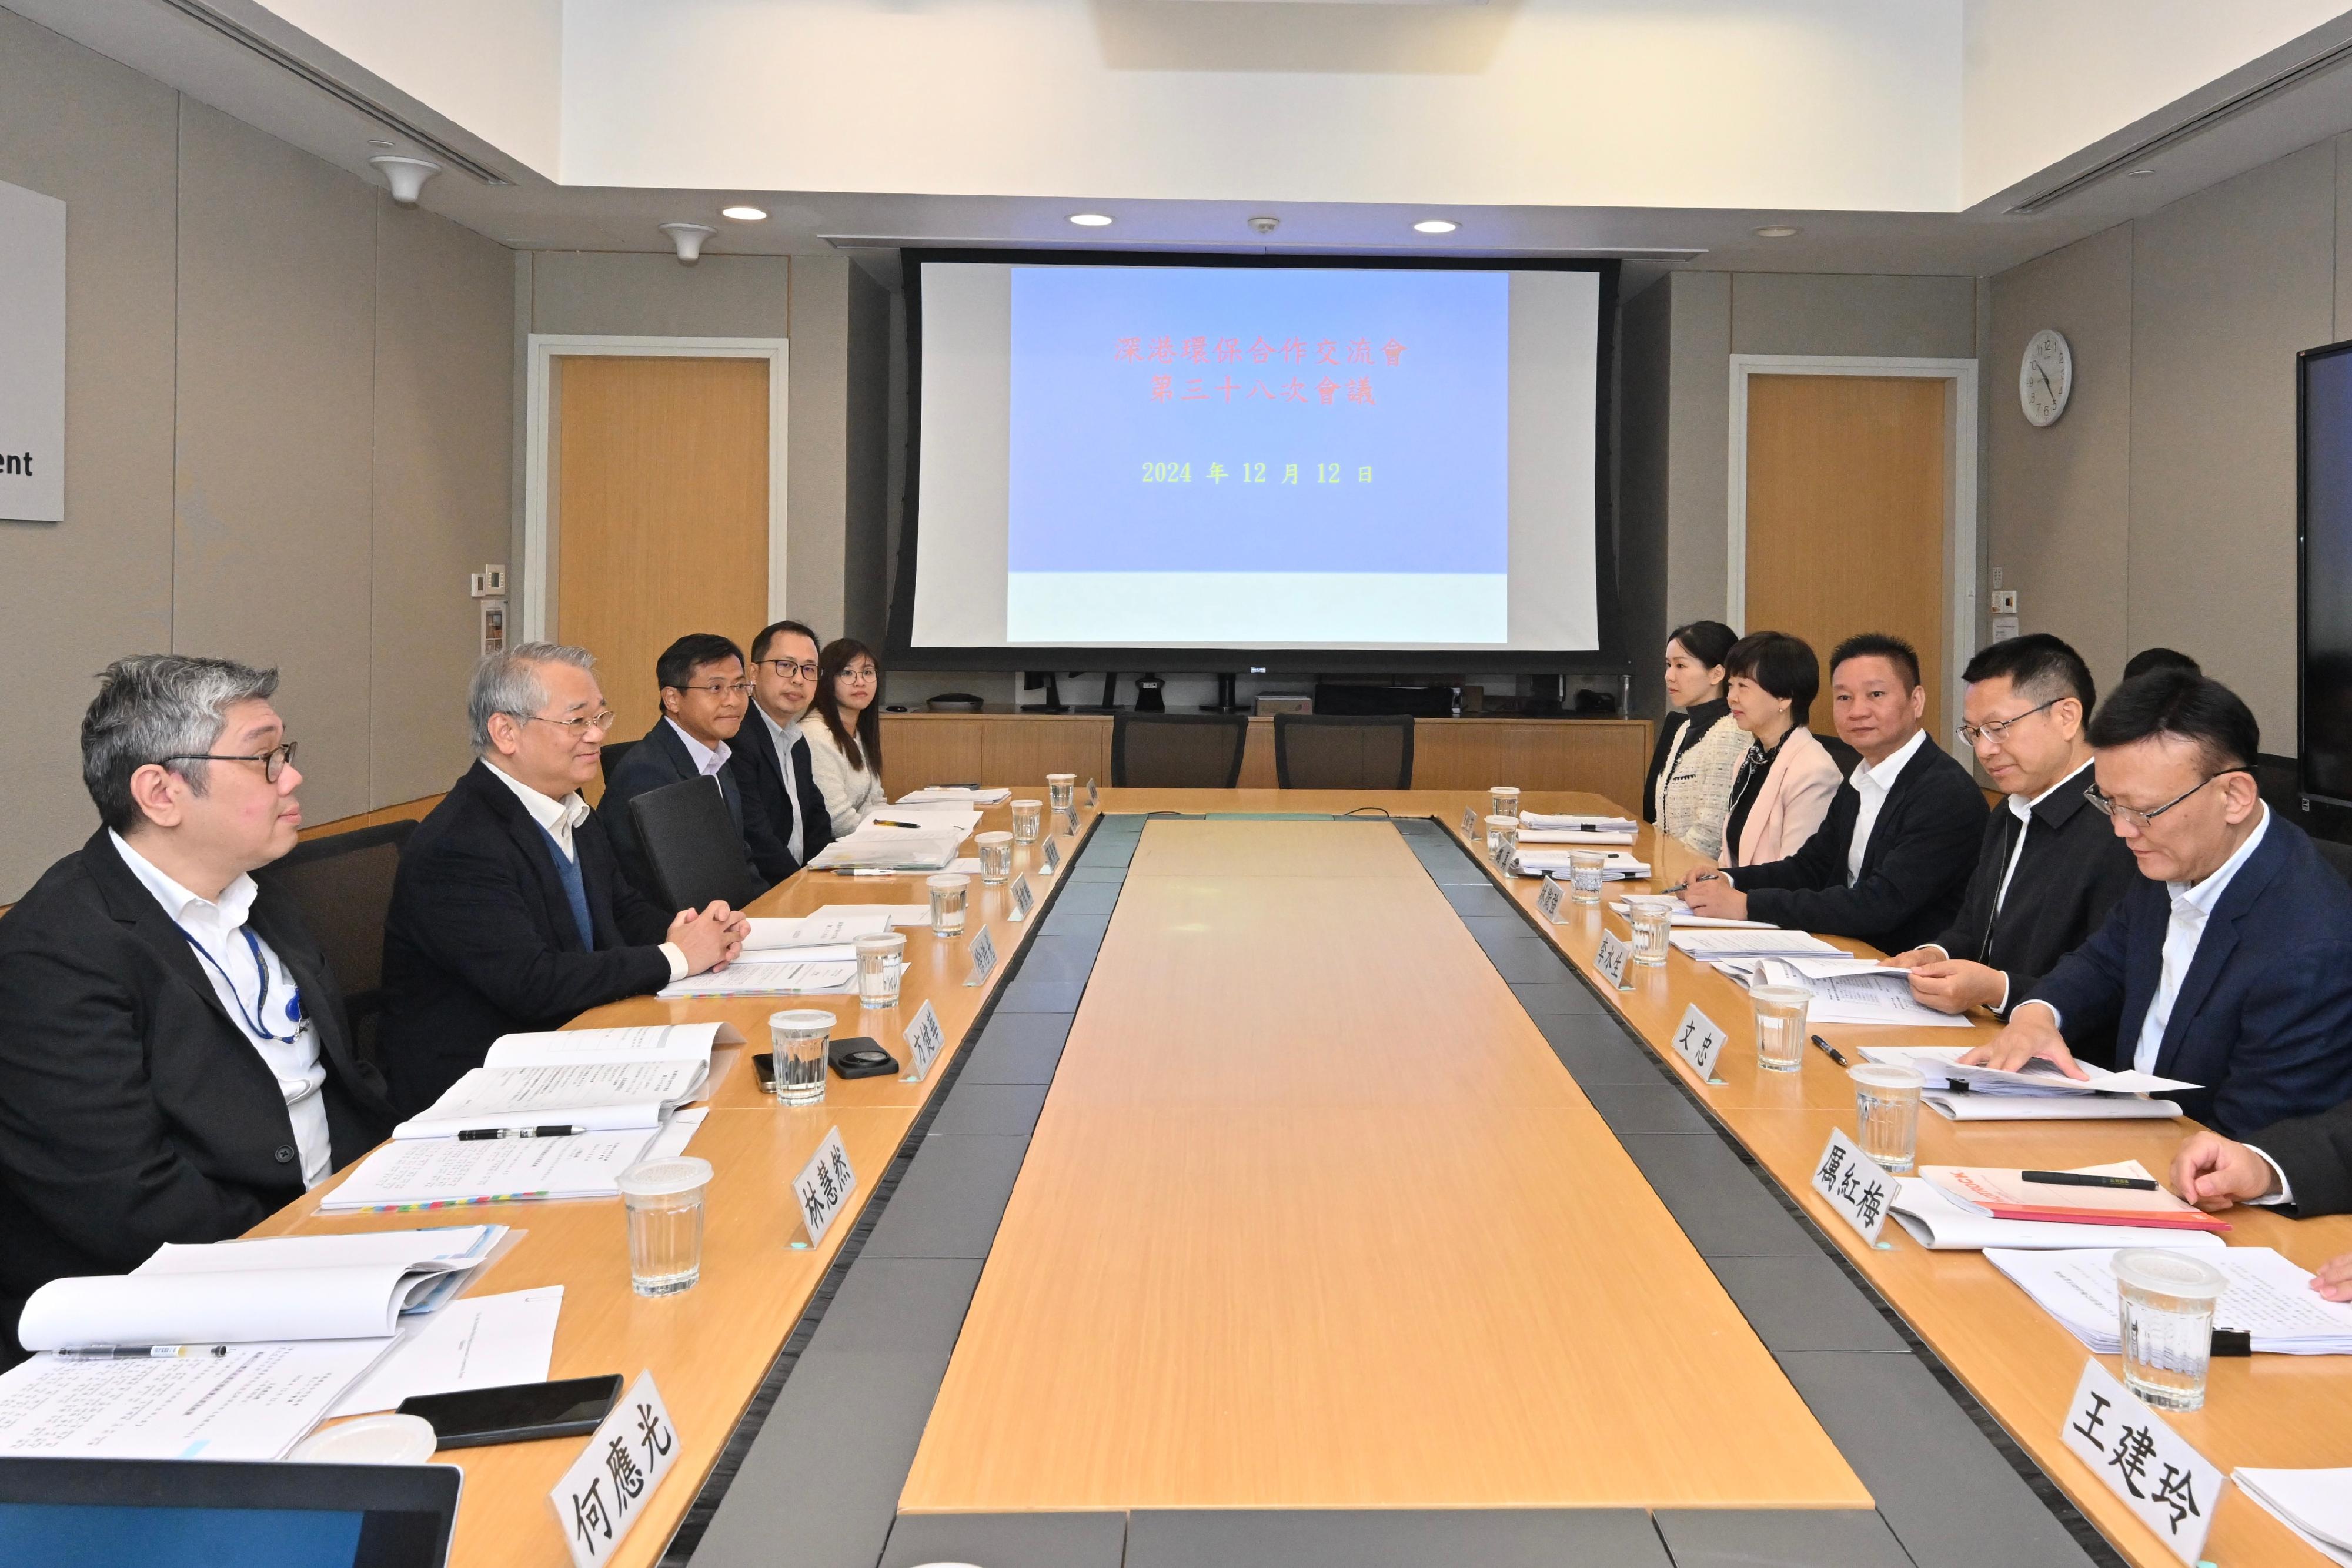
top-left (886, 248), bottom-right (1624, 676)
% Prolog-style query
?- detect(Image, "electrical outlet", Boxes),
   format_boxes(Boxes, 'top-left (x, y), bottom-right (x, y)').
top-left (469, 571), bottom-right (488, 599)
top-left (1989, 590), bottom-right (2019, 615)
top-left (484, 564), bottom-right (506, 594)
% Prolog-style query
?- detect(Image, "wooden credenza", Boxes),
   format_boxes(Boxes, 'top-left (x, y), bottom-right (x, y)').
top-left (878, 711), bottom-right (1652, 805)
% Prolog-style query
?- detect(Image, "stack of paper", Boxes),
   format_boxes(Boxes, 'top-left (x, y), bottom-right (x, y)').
top-left (1606, 898), bottom-right (1770, 929)
top-left (899, 785), bottom-right (1012, 805)
top-left (1750, 955), bottom-right (1973, 1028)
top-left (808, 823), bottom-right (967, 871)
top-left (1987, 1247), bottom-right (2352, 1355)
top-left (1892, 1176), bottom-right (2230, 1251)
top-left (392, 1023), bottom-right (735, 1139)
top-left (330, 1285), bottom-right (566, 1417)
top-left (0, 1339), bottom-right (396, 1460)
top-left (2234, 1470), bottom-right (2352, 1566)
top-left (1668, 927), bottom-right (1843, 960)
top-left (1515, 849), bottom-right (1650, 879)
top-left (809, 901), bottom-right (930, 928)
top-left (1520, 812), bottom-right (1638, 838)
top-left (321, 1109), bottom-right (706, 1213)
top-left (1860, 1044), bottom-right (2193, 1121)
top-left (1925, 1162), bottom-right (2225, 1231)
top-left (740, 908), bottom-right (896, 962)
top-left (661, 959), bottom-right (858, 998)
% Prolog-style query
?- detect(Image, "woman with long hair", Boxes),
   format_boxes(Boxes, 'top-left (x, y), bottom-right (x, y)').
top-left (803, 638), bottom-right (889, 834)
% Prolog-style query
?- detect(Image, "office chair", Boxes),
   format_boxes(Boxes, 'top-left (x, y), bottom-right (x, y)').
top-left (599, 740), bottom-right (636, 787)
top-left (627, 776), bottom-right (764, 911)
top-left (1271, 714), bottom-right (1414, 790)
top-left (252, 820), bottom-right (416, 1065)
top-left (1112, 713), bottom-right (1250, 788)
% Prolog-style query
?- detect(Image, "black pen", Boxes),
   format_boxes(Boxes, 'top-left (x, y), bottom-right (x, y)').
top-left (456, 1125), bottom-right (586, 1141)
top-left (57, 1344), bottom-right (229, 1360)
top-left (1809, 1033), bottom-right (1852, 1068)
top-left (2021, 1170), bottom-right (2159, 1191)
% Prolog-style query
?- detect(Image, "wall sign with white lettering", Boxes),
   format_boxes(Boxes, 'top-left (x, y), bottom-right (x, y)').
top-left (0, 179), bottom-right (66, 525)
top-left (1671, 1004), bottom-right (1728, 1081)
top-left (902, 999), bottom-right (944, 1081)
top-left (1536, 878), bottom-right (1563, 922)
top-left (964, 925), bottom-right (999, 987)
top-left (1810, 1127), bottom-right (1893, 1245)
top-left (1595, 931), bottom-right (1631, 989)
top-left (550, 1371), bottom-right (680, 1568)
top-left (2060, 1358), bottom-right (2219, 1565)
top-left (1010, 874), bottom-right (1035, 922)
top-left (790, 1126), bottom-right (857, 1249)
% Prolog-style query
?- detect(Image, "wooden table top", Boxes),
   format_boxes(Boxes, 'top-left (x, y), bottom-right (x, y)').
top-left (900, 818), bottom-right (1869, 1512)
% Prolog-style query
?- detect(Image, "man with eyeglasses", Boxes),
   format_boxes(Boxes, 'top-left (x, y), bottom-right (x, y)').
top-left (728, 619), bottom-right (834, 881)
top-left (1965, 668), bottom-right (2352, 1136)
top-left (1883, 636), bottom-right (2137, 1048)
top-left (378, 643), bottom-right (749, 1115)
top-left (602, 633), bottom-right (790, 903)
top-left (0, 655), bottom-right (395, 1364)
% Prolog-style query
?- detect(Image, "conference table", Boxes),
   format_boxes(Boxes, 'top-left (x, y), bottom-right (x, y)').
top-left (253, 788), bottom-right (2352, 1568)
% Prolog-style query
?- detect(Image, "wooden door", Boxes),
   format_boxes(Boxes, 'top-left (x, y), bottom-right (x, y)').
top-left (554, 356), bottom-right (770, 766)
top-left (1743, 375), bottom-right (1949, 740)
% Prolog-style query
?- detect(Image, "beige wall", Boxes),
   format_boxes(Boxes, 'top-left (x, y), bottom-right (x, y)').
top-left (0, 9), bottom-right (514, 901)
top-left (1986, 135), bottom-right (2348, 743)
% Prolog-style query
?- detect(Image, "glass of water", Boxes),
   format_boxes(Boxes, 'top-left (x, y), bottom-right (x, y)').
top-left (1849, 1062), bottom-right (1925, 1172)
top-left (1010, 798), bottom-right (1044, 843)
top-left (616, 1156), bottom-right (711, 1297)
top-left (1567, 848), bottom-right (1608, 905)
top-left (927, 872), bottom-right (970, 937)
top-left (768, 1009), bottom-right (833, 1105)
top-left (1489, 785), bottom-right (1520, 822)
top-left (2113, 1249), bottom-right (2230, 1411)
top-left (1046, 773), bottom-right (1076, 814)
top-left (1485, 815), bottom-right (1519, 867)
top-left (975, 830), bottom-right (1014, 884)
top-left (855, 932), bottom-right (905, 1010)
top-left (1625, 896), bottom-right (1676, 966)
top-left (1749, 984), bottom-right (1810, 1073)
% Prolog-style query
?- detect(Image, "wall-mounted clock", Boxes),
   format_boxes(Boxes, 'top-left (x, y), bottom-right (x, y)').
top-left (2020, 328), bottom-right (2073, 427)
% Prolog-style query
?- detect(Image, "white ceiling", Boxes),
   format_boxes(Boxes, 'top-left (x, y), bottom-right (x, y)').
top-left (13, 0), bottom-right (2352, 290)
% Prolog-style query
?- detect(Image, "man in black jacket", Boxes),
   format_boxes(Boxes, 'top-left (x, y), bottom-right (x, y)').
top-left (1884, 635), bottom-right (2138, 1047)
top-left (602, 633), bottom-right (788, 903)
top-left (2171, 1106), bottom-right (2352, 1301)
top-left (0, 655), bottom-right (395, 1362)
top-left (731, 618), bottom-right (836, 882)
top-left (377, 643), bottom-right (747, 1116)
top-left (1683, 633), bottom-right (1986, 953)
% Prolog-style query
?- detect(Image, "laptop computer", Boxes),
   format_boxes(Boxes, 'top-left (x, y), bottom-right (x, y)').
top-left (0, 1456), bottom-right (462, 1567)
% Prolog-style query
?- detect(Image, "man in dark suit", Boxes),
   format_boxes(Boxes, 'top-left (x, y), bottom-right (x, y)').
top-left (731, 618), bottom-right (835, 882)
top-left (2171, 1103), bottom-right (2352, 1302)
top-left (1683, 633), bottom-right (1986, 953)
top-left (0, 655), bottom-right (395, 1362)
top-left (1967, 671), bottom-right (2352, 1136)
top-left (1885, 634), bottom-right (2139, 1049)
top-left (377, 642), bottom-right (748, 1116)
top-left (602, 633), bottom-right (787, 903)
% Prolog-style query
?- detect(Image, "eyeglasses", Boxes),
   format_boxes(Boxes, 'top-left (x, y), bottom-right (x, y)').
top-left (1956, 698), bottom-right (2061, 748)
top-left (677, 682), bottom-right (756, 698)
top-left (2083, 770), bottom-right (2247, 829)
top-left (839, 666), bottom-right (878, 682)
top-left (524, 708), bottom-right (616, 735)
top-left (758, 659), bottom-right (821, 681)
top-left (158, 741), bottom-right (299, 783)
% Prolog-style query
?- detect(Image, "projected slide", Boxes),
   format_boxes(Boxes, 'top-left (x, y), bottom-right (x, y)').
top-left (1007, 267), bottom-right (1509, 644)
top-left (910, 258), bottom-right (1602, 655)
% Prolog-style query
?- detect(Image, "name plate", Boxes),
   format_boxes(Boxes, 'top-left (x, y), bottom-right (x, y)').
top-left (1671, 1004), bottom-right (1728, 1079)
top-left (550, 1371), bottom-right (680, 1567)
top-left (903, 999), bottom-right (944, 1080)
top-left (1461, 805), bottom-right (1479, 837)
top-left (1086, 777), bottom-right (1099, 808)
top-left (1810, 1128), bottom-right (1893, 1245)
top-left (1041, 835), bottom-right (1062, 877)
top-left (1059, 805), bottom-right (1080, 837)
top-left (1536, 877), bottom-right (1564, 922)
top-left (2060, 1358), bottom-right (2220, 1565)
top-left (791, 1126), bottom-right (857, 1248)
top-left (964, 925), bottom-right (999, 987)
top-left (1010, 874), bottom-right (1035, 922)
top-left (1595, 930), bottom-right (1631, 988)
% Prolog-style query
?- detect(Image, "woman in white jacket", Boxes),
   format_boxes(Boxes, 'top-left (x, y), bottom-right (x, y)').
top-left (803, 638), bottom-right (889, 834)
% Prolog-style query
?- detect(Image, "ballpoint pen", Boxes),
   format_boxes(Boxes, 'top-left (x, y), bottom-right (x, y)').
top-left (57, 1344), bottom-right (229, 1360)
top-left (1809, 1033), bottom-right (1851, 1068)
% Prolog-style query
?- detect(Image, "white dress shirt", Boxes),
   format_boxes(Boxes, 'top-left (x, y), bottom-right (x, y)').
top-left (664, 716), bottom-right (731, 776)
top-left (1846, 727), bottom-right (1927, 885)
top-left (482, 759), bottom-right (687, 980)
top-left (2128, 803), bottom-right (2270, 1075)
top-left (756, 704), bottom-right (809, 862)
top-left (109, 831), bottom-right (332, 1188)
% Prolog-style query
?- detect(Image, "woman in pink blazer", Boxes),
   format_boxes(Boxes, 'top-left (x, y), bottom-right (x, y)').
top-left (1718, 631), bottom-right (1844, 869)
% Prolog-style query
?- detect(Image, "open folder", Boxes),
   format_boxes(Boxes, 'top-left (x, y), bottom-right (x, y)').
top-left (390, 1021), bottom-right (738, 1139)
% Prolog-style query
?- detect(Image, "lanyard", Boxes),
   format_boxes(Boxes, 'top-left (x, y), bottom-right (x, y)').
top-left (179, 923), bottom-right (305, 1045)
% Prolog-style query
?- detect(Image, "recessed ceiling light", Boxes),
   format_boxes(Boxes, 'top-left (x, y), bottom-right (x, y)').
top-left (1753, 225), bottom-right (1799, 239)
top-left (1414, 219), bottom-right (1458, 235)
top-left (2128, 167), bottom-right (2157, 178)
top-left (1068, 213), bottom-right (1114, 227)
top-left (721, 205), bottom-right (768, 222)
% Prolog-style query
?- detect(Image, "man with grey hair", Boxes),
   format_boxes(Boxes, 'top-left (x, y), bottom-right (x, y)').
top-left (377, 642), bottom-right (748, 1114)
top-left (0, 654), bottom-right (395, 1365)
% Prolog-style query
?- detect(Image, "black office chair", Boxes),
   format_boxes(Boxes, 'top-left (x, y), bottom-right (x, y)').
top-left (1816, 731), bottom-right (1862, 778)
top-left (627, 777), bottom-right (764, 911)
top-left (2313, 835), bottom-right (2352, 890)
top-left (1271, 714), bottom-right (1414, 790)
top-left (253, 819), bottom-right (416, 1065)
top-left (1112, 713), bottom-right (1250, 788)
top-left (599, 740), bottom-right (636, 788)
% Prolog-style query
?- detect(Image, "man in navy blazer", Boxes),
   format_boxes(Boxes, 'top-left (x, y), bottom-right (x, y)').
top-left (1968, 670), bottom-right (2352, 1137)
top-left (730, 618), bottom-right (835, 882)
top-left (602, 633), bottom-right (788, 904)
top-left (377, 643), bottom-right (747, 1116)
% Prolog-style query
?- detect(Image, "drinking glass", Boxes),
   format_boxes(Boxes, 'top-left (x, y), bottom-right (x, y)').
top-left (1046, 773), bottom-right (1076, 814)
top-left (855, 932), bottom-right (905, 1011)
top-left (2114, 1249), bottom-right (2230, 1411)
top-left (767, 1009), bottom-right (832, 1105)
top-left (1568, 848), bottom-right (1608, 905)
top-left (1010, 798), bottom-right (1044, 843)
top-left (616, 1156), bottom-right (711, 1296)
top-left (975, 830), bottom-right (1014, 884)
top-left (1489, 785), bottom-right (1520, 822)
top-left (927, 872), bottom-right (970, 937)
top-left (1749, 984), bottom-right (1810, 1073)
top-left (1485, 815), bottom-right (1519, 868)
top-left (1625, 896), bottom-right (1676, 966)
top-left (1850, 1063), bottom-right (1925, 1172)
